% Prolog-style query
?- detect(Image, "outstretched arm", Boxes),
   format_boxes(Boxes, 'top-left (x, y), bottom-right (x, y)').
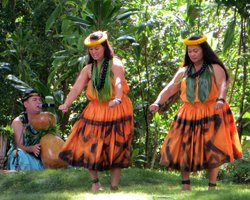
top-left (59, 65), bottom-right (90, 112)
top-left (149, 67), bottom-right (185, 113)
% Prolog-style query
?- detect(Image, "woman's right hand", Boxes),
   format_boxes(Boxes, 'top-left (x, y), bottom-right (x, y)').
top-left (58, 103), bottom-right (69, 113)
top-left (31, 144), bottom-right (41, 157)
top-left (149, 103), bottom-right (160, 113)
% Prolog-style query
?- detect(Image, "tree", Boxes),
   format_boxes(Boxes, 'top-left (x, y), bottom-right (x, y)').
top-left (215, 0), bottom-right (250, 140)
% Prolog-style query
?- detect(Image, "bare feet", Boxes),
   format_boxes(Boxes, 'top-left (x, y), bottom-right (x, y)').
top-left (110, 185), bottom-right (119, 192)
top-left (208, 182), bottom-right (216, 191)
top-left (181, 184), bottom-right (191, 191)
top-left (91, 182), bottom-right (102, 193)
top-left (91, 178), bottom-right (102, 193)
top-left (181, 180), bottom-right (191, 191)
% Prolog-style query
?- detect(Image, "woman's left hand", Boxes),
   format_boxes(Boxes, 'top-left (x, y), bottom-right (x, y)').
top-left (215, 101), bottom-right (224, 110)
top-left (149, 103), bottom-right (160, 113)
top-left (58, 103), bottom-right (69, 112)
top-left (108, 99), bottom-right (120, 108)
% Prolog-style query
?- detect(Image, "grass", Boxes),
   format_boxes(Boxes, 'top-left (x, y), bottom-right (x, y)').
top-left (0, 167), bottom-right (250, 200)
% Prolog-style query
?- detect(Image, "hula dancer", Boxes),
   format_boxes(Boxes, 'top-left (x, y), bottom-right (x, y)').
top-left (149, 35), bottom-right (242, 191)
top-left (59, 31), bottom-right (134, 193)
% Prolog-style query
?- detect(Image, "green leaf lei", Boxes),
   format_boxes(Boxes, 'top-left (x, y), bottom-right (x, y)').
top-left (26, 124), bottom-right (60, 144)
top-left (19, 112), bottom-right (61, 145)
top-left (186, 63), bottom-right (213, 103)
top-left (91, 58), bottom-right (113, 101)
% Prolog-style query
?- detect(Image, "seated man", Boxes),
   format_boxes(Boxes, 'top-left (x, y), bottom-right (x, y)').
top-left (7, 90), bottom-right (44, 170)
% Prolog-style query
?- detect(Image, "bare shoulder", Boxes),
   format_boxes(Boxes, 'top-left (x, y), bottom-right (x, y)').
top-left (11, 116), bottom-right (23, 129)
top-left (112, 57), bottom-right (123, 68)
top-left (179, 66), bottom-right (187, 73)
top-left (112, 57), bottom-right (124, 74)
top-left (212, 63), bottom-right (222, 70)
top-left (176, 66), bottom-right (187, 78)
top-left (212, 64), bottom-right (225, 74)
top-left (12, 116), bottom-right (22, 124)
top-left (80, 64), bottom-right (92, 78)
top-left (82, 64), bottom-right (91, 72)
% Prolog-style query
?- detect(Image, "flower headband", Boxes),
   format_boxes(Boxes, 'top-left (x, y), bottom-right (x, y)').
top-left (84, 31), bottom-right (108, 47)
top-left (184, 35), bottom-right (208, 46)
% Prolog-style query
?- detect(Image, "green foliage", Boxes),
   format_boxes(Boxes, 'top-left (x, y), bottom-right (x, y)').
top-left (31, 124), bottom-right (61, 142)
top-left (148, 112), bottom-right (166, 169)
top-left (0, 125), bottom-right (13, 141)
top-left (187, 3), bottom-right (200, 26)
top-left (6, 74), bottom-right (33, 92)
top-left (0, 0), bottom-right (63, 124)
top-left (242, 112), bottom-right (250, 137)
top-left (115, 1), bottom-right (188, 166)
top-left (214, 138), bottom-right (250, 183)
top-left (223, 20), bottom-right (236, 52)
top-left (215, 0), bottom-right (250, 19)
top-left (0, 63), bottom-right (17, 125)
top-left (225, 147), bottom-right (250, 184)
top-left (45, 2), bottom-right (63, 33)
top-left (46, 0), bottom-right (139, 88)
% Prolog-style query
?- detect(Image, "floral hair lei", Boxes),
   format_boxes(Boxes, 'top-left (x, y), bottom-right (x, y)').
top-left (184, 35), bottom-right (208, 46)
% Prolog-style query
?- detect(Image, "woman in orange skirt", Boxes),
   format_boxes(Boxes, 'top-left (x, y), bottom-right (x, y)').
top-left (58, 31), bottom-right (134, 192)
top-left (149, 35), bottom-right (242, 191)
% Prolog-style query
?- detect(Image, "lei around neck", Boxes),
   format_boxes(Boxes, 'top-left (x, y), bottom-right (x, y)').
top-left (186, 63), bottom-right (213, 103)
top-left (91, 58), bottom-right (112, 101)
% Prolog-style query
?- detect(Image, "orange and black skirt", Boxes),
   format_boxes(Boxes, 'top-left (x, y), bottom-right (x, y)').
top-left (160, 76), bottom-right (242, 172)
top-left (59, 80), bottom-right (134, 171)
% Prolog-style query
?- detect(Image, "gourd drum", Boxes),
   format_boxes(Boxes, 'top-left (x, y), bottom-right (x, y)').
top-left (31, 112), bottom-right (67, 168)
top-left (40, 133), bottom-right (67, 168)
top-left (31, 112), bottom-right (56, 131)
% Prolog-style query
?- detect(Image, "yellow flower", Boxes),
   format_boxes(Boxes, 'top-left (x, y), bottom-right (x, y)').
top-left (184, 35), bottom-right (208, 46)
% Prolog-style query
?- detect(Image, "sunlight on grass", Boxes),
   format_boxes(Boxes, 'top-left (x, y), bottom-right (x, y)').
top-left (76, 193), bottom-right (151, 200)
top-left (1, 168), bottom-right (250, 200)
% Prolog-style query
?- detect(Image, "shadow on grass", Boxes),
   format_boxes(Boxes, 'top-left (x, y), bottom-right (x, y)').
top-left (0, 167), bottom-right (250, 200)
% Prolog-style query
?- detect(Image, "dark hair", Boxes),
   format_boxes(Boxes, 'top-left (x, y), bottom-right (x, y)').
top-left (89, 32), bottom-right (102, 40)
top-left (21, 90), bottom-right (40, 103)
top-left (183, 35), bottom-right (229, 81)
top-left (87, 40), bottom-right (114, 64)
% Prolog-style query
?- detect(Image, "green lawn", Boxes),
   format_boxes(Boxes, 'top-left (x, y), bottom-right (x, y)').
top-left (0, 167), bottom-right (249, 200)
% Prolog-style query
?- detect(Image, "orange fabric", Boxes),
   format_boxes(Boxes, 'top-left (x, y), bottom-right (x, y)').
top-left (160, 75), bottom-right (242, 172)
top-left (59, 78), bottom-right (134, 170)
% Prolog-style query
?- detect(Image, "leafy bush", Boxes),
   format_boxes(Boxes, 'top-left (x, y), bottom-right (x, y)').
top-left (0, 125), bottom-right (13, 141)
top-left (199, 144), bottom-right (250, 184)
top-left (225, 147), bottom-right (250, 184)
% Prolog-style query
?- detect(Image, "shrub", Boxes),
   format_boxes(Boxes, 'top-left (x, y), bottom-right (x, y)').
top-left (225, 148), bottom-right (250, 184)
